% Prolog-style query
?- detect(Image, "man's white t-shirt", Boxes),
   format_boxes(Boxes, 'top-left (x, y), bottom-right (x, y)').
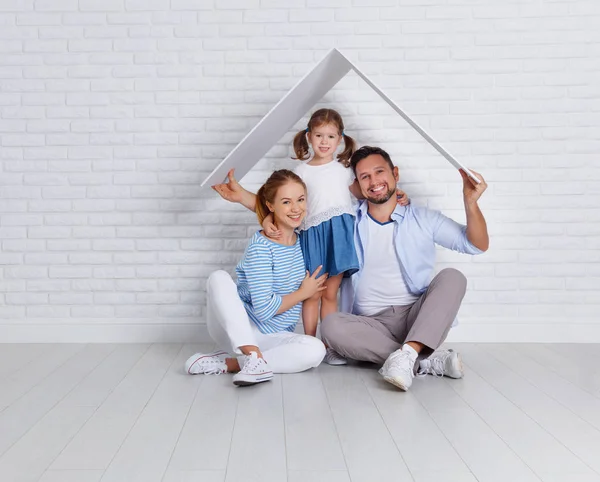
top-left (353, 214), bottom-right (419, 316)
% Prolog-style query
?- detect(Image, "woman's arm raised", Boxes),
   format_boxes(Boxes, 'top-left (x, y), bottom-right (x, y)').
top-left (211, 169), bottom-right (258, 212)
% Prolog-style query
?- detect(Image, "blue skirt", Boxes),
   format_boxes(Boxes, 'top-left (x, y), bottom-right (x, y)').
top-left (299, 213), bottom-right (359, 278)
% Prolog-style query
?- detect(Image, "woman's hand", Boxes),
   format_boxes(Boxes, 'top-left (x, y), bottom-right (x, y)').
top-left (211, 168), bottom-right (258, 212)
top-left (299, 266), bottom-right (328, 299)
top-left (396, 188), bottom-right (410, 207)
top-left (211, 169), bottom-right (244, 203)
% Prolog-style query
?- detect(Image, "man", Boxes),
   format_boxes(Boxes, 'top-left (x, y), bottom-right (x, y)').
top-left (320, 146), bottom-right (489, 391)
top-left (212, 145), bottom-right (488, 391)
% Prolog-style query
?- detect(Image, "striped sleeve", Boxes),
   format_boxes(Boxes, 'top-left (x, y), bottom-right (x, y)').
top-left (242, 242), bottom-right (283, 323)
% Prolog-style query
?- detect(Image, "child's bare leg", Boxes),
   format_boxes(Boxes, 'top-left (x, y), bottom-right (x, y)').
top-left (302, 292), bottom-right (322, 337)
top-left (319, 274), bottom-right (347, 363)
top-left (320, 273), bottom-right (343, 321)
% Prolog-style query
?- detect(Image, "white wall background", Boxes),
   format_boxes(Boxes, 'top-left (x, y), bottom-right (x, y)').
top-left (1, 0), bottom-right (599, 342)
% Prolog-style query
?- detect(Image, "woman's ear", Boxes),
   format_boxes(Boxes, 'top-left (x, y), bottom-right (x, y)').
top-left (266, 201), bottom-right (274, 213)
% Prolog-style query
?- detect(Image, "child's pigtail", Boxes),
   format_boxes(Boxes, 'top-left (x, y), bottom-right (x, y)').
top-left (338, 133), bottom-right (357, 168)
top-left (292, 129), bottom-right (311, 161)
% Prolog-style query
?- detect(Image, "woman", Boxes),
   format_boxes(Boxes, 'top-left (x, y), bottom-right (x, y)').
top-left (185, 170), bottom-right (327, 386)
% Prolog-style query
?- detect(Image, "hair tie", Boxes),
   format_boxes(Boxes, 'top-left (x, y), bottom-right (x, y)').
top-left (305, 127), bottom-right (309, 132)
top-left (342, 131), bottom-right (345, 136)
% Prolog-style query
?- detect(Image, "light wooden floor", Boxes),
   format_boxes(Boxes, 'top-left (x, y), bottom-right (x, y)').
top-left (1, 343), bottom-right (600, 482)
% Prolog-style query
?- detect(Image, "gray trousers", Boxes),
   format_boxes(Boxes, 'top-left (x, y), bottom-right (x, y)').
top-left (321, 268), bottom-right (467, 366)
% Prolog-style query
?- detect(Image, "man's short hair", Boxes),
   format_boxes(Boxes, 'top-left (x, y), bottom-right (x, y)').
top-left (349, 146), bottom-right (395, 175)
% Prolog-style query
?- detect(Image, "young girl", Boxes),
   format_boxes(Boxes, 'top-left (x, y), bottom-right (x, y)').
top-left (213, 109), bottom-right (409, 366)
top-left (186, 170), bottom-right (327, 386)
top-left (260, 109), bottom-right (360, 365)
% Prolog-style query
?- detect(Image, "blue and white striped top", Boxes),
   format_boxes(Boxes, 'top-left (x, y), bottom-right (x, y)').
top-left (236, 231), bottom-right (305, 334)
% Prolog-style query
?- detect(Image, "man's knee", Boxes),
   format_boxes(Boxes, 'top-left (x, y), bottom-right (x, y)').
top-left (437, 268), bottom-right (467, 295)
top-left (320, 312), bottom-right (346, 346)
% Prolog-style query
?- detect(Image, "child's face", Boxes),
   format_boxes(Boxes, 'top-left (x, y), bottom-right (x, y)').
top-left (266, 182), bottom-right (307, 231)
top-left (307, 122), bottom-right (342, 160)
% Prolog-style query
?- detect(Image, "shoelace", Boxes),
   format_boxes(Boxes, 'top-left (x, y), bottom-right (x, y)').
top-left (419, 351), bottom-right (452, 378)
top-left (326, 349), bottom-right (345, 362)
top-left (388, 349), bottom-right (411, 367)
top-left (241, 353), bottom-right (264, 374)
top-left (204, 357), bottom-right (227, 375)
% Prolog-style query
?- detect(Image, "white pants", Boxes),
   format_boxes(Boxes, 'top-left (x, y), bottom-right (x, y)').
top-left (206, 270), bottom-right (326, 374)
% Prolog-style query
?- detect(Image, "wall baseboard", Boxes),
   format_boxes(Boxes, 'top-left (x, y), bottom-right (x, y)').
top-left (1, 319), bottom-right (599, 343)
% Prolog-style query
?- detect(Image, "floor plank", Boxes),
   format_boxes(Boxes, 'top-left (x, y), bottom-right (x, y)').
top-left (164, 345), bottom-right (236, 473)
top-left (0, 343), bottom-right (598, 482)
top-left (410, 369), bottom-right (541, 482)
top-left (0, 344), bottom-right (113, 459)
top-left (459, 343), bottom-right (600, 475)
top-left (359, 367), bottom-right (472, 475)
top-left (282, 369), bottom-right (347, 472)
top-left (49, 344), bottom-right (182, 471)
top-left (0, 344), bottom-right (85, 412)
top-left (101, 345), bottom-right (201, 482)
top-left (224, 376), bottom-right (287, 482)
top-left (319, 364), bottom-right (414, 482)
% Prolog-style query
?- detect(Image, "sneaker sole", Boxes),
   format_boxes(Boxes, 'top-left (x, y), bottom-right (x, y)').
top-left (233, 373), bottom-right (274, 387)
top-left (186, 351), bottom-right (227, 375)
top-left (325, 359), bottom-right (348, 366)
top-left (383, 375), bottom-right (409, 391)
top-left (445, 352), bottom-right (464, 379)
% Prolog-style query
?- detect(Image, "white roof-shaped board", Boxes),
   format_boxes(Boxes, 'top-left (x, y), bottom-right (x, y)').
top-left (201, 48), bottom-right (479, 188)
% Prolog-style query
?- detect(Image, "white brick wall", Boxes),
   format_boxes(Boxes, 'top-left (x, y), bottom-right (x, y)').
top-left (1, 0), bottom-right (599, 342)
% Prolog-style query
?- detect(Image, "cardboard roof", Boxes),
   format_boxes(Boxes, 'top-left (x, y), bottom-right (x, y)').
top-left (201, 48), bottom-right (479, 188)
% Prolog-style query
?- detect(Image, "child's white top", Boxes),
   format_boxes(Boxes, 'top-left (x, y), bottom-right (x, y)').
top-left (294, 160), bottom-right (356, 231)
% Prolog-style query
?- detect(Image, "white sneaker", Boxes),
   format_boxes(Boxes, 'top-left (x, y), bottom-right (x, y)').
top-left (232, 352), bottom-right (273, 387)
top-left (185, 351), bottom-right (228, 375)
top-left (418, 349), bottom-right (464, 379)
top-left (324, 348), bottom-right (347, 366)
top-left (379, 349), bottom-right (415, 391)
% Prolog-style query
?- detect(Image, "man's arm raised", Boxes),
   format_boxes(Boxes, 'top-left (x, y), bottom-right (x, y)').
top-left (211, 169), bottom-right (257, 212)
top-left (460, 169), bottom-right (489, 252)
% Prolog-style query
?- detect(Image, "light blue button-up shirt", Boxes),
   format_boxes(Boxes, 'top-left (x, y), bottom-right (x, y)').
top-left (339, 201), bottom-right (483, 315)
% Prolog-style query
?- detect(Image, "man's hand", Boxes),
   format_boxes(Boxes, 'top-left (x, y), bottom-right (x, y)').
top-left (461, 169), bottom-right (489, 251)
top-left (262, 214), bottom-right (282, 240)
top-left (460, 169), bottom-right (487, 206)
top-left (211, 169), bottom-right (243, 203)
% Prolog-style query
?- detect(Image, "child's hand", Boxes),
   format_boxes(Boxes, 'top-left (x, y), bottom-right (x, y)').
top-left (396, 189), bottom-right (410, 207)
top-left (263, 219), bottom-right (282, 239)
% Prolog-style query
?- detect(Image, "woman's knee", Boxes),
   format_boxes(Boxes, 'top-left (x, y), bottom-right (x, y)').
top-left (303, 336), bottom-right (326, 367)
top-left (207, 269), bottom-right (232, 291)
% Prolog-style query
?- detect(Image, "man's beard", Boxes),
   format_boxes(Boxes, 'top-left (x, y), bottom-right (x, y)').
top-left (366, 186), bottom-right (396, 205)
